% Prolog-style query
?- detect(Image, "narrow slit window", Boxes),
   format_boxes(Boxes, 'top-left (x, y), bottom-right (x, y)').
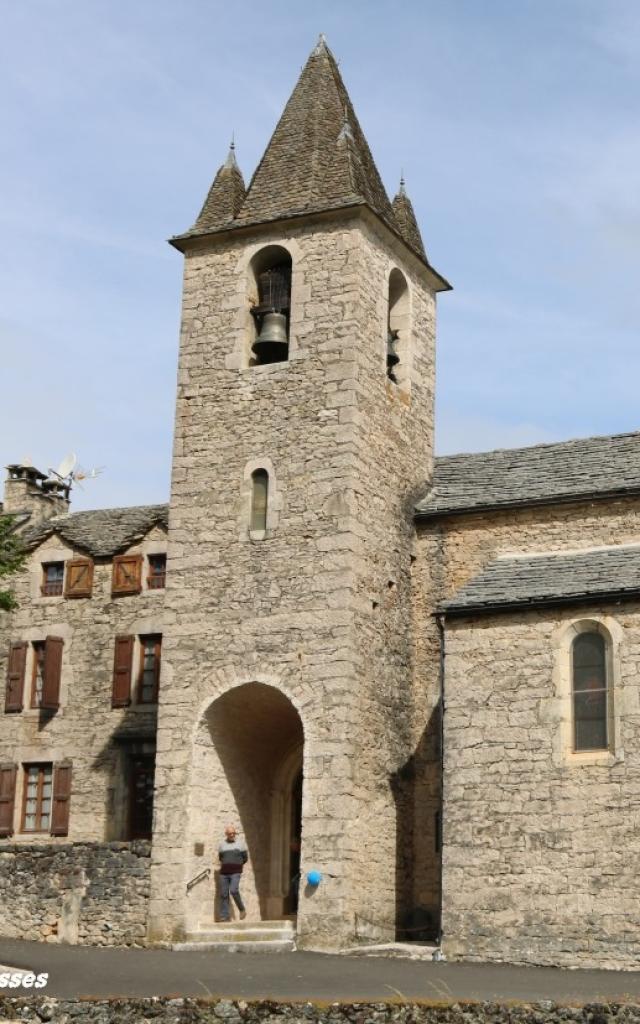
top-left (250, 469), bottom-right (269, 533)
top-left (572, 631), bottom-right (609, 751)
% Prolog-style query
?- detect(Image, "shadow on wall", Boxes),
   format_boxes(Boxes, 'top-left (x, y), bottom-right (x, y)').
top-left (390, 706), bottom-right (441, 941)
top-left (206, 682), bottom-right (303, 920)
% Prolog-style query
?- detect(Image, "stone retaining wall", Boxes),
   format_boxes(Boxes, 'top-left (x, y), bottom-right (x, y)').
top-left (0, 841), bottom-right (150, 946)
top-left (0, 998), bottom-right (634, 1023)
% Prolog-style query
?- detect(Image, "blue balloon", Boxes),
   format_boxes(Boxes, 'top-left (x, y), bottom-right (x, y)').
top-left (307, 870), bottom-right (322, 886)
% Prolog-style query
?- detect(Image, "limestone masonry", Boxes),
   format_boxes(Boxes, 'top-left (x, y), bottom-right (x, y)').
top-left (1, 37), bottom-right (639, 968)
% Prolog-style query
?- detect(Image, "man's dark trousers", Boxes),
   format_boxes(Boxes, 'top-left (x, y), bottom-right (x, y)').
top-left (220, 873), bottom-right (245, 920)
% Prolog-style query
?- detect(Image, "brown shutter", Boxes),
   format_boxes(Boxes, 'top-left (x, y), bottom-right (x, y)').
top-left (5, 642), bottom-right (26, 713)
top-left (41, 637), bottom-right (64, 711)
top-left (50, 762), bottom-right (72, 836)
top-left (64, 558), bottom-right (94, 598)
top-left (112, 635), bottom-right (134, 707)
top-left (0, 764), bottom-right (17, 837)
top-left (112, 554), bottom-right (143, 595)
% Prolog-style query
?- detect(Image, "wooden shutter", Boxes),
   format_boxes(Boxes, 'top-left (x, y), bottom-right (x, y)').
top-left (5, 642), bottom-right (26, 713)
top-left (64, 558), bottom-right (93, 598)
top-left (50, 762), bottom-right (72, 836)
top-left (112, 554), bottom-right (143, 595)
top-left (112, 635), bottom-right (134, 707)
top-left (0, 764), bottom-right (17, 837)
top-left (41, 637), bottom-right (64, 711)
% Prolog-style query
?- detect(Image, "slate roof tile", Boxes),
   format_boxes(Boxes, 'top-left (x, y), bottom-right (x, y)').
top-left (417, 430), bottom-right (640, 519)
top-left (440, 545), bottom-right (640, 615)
top-left (24, 504), bottom-right (168, 558)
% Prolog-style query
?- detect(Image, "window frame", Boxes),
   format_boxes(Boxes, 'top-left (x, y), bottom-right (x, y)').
top-left (21, 762), bottom-right (53, 833)
top-left (136, 634), bottom-right (162, 705)
top-left (553, 616), bottom-right (622, 766)
top-left (30, 641), bottom-right (46, 709)
top-left (571, 630), bottom-right (610, 753)
top-left (147, 553), bottom-right (167, 590)
top-left (41, 561), bottom-right (64, 597)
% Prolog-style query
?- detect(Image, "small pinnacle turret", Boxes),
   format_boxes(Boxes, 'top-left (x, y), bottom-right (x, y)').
top-left (392, 176), bottom-right (427, 260)
top-left (191, 139), bottom-right (246, 233)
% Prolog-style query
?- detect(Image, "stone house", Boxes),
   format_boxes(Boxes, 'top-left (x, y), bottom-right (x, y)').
top-left (1, 38), bottom-right (639, 968)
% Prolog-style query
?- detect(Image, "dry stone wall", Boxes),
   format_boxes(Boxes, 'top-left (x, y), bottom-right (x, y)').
top-left (0, 840), bottom-right (150, 946)
top-left (0, 999), bottom-right (636, 1024)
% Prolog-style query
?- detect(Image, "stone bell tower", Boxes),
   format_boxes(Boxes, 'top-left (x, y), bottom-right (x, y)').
top-left (148, 36), bottom-right (449, 950)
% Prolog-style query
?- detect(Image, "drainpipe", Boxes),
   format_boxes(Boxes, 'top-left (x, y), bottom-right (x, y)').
top-left (435, 612), bottom-right (446, 949)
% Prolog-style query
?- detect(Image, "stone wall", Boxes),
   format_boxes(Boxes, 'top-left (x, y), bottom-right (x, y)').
top-left (0, 528), bottom-right (165, 842)
top-left (0, 998), bottom-right (636, 1024)
top-left (411, 493), bottom-right (640, 959)
top-left (151, 207), bottom-right (440, 949)
top-left (0, 841), bottom-right (150, 946)
top-left (440, 602), bottom-right (640, 969)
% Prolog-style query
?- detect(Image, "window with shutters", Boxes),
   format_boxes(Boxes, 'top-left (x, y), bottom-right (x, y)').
top-left (137, 635), bottom-right (161, 704)
top-left (5, 641), bottom-right (27, 713)
top-left (147, 554), bottom-right (166, 590)
top-left (28, 637), bottom-right (63, 711)
top-left (112, 554), bottom-right (143, 595)
top-left (41, 562), bottom-right (64, 596)
top-left (64, 558), bottom-right (93, 598)
top-left (20, 762), bottom-right (71, 835)
top-left (21, 763), bottom-right (53, 832)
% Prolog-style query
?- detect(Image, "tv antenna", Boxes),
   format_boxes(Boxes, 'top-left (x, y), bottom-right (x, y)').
top-left (46, 453), bottom-right (104, 492)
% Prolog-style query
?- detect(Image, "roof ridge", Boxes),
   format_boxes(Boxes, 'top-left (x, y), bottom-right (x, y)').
top-left (435, 427), bottom-right (640, 464)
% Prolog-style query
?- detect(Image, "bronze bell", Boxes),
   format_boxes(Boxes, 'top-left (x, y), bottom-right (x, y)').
top-left (387, 328), bottom-right (400, 382)
top-left (252, 311), bottom-right (289, 364)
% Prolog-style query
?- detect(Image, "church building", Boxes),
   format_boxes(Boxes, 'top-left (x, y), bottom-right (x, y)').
top-left (1, 38), bottom-right (640, 970)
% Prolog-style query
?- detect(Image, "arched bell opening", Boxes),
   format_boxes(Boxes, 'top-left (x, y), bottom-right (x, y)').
top-left (387, 268), bottom-right (410, 386)
top-left (248, 245), bottom-right (292, 366)
top-left (187, 682), bottom-right (304, 927)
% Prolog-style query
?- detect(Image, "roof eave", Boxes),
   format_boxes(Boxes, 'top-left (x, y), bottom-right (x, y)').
top-left (169, 201), bottom-right (452, 292)
top-left (437, 588), bottom-right (640, 619)
top-left (415, 484), bottom-right (640, 523)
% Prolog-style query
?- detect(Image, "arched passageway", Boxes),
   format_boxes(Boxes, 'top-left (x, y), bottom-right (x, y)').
top-left (187, 682), bottom-right (303, 926)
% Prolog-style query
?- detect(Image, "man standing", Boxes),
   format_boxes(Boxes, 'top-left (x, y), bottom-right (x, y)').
top-left (218, 824), bottom-right (248, 921)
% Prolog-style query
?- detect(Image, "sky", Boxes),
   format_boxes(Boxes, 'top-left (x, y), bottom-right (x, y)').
top-left (1, 0), bottom-right (639, 510)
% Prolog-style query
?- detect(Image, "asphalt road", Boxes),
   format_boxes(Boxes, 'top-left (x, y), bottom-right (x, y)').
top-left (2, 938), bottom-right (640, 1004)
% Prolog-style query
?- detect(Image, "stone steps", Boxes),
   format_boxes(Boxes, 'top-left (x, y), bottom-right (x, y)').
top-left (171, 919), bottom-right (295, 953)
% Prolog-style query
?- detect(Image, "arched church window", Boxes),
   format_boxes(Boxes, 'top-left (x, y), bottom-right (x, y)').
top-left (250, 469), bottom-right (269, 532)
top-left (571, 630), bottom-right (610, 751)
top-left (249, 246), bottom-right (292, 366)
top-left (387, 268), bottom-right (409, 385)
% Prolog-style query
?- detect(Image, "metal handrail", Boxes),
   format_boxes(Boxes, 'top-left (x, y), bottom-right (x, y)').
top-left (186, 867), bottom-right (211, 892)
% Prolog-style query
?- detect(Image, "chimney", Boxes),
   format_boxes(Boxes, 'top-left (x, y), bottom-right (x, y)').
top-left (3, 463), bottom-right (70, 524)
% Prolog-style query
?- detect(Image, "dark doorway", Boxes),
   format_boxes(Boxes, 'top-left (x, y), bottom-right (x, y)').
top-left (284, 768), bottom-right (303, 915)
top-left (129, 754), bottom-right (155, 839)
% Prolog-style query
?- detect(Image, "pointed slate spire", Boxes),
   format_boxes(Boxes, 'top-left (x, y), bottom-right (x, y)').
top-left (191, 139), bottom-right (246, 233)
top-left (392, 175), bottom-right (427, 260)
top-left (235, 37), bottom-right (396, 229)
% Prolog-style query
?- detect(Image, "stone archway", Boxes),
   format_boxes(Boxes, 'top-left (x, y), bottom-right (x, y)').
top-left (186, 682), bottom-right (304, 928)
